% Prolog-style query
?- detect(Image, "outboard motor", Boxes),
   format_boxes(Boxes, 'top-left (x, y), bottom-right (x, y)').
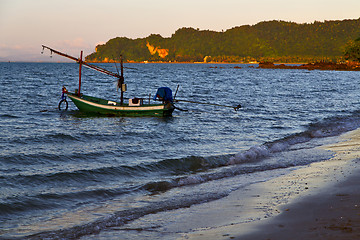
top-left (153, 87), bottom-right (173, 103)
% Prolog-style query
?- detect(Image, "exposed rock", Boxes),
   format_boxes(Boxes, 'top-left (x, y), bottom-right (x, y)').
top-left (146, 42), bottom-right (169, 58)
top-left (258, 61), bottom-right (360, 71)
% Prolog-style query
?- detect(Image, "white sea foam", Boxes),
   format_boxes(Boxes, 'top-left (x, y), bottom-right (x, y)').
top-left (228, 145), bottom-right (270, 165)
top-left (229, 115), bottom-right (360, 165)
top-left (178, 175), bottom-right (204, 186)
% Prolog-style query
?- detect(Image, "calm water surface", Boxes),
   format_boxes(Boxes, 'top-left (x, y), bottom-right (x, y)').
top-left (1, 62), bottom-right (360, 239)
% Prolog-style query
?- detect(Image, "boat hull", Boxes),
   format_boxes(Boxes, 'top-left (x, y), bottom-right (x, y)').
top-left (67, 93), bottom-right (174, 116)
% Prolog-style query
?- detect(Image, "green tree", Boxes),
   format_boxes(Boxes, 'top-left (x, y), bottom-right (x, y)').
top-left (345, 37), bottom-right (360, 62)
top-left (85, 18), bottom-right (360, 63)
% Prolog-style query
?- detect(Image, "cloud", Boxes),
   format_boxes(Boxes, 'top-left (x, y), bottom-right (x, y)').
top-left (95, 41), bottom-right (106, 46)
top-left (39, 39), bottom-right (96, 62)
top-left (0, 38), bottom-right (98, 61)
top-left (0, 43), bottom-right (37, 58)
top-left (62, 38), bottom-right (88, 49)
top-left (52, 38), bottom-right (94, 55)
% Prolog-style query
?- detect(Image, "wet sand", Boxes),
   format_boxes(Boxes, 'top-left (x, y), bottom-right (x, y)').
top-left (238, 169), bottom-right (360, 240)
top-left (179, 129), bottom-right (360, 240)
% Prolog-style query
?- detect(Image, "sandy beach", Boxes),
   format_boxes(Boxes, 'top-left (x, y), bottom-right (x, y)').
top-left (237, 170), bottom-right (360, 240)
top-left (175, 129), bottom-right (360, 240)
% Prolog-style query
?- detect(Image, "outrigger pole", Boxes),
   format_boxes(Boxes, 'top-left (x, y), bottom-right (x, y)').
top-left (41, 45), bottom-right (124, 102)
top-left (173, 85), bottom-right (241, 111)
top-left (174, 99), bottom-right (241, 111)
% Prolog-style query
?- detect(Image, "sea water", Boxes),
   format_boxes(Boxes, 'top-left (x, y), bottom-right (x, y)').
top-left (1, 62), bottom-right (360, 239)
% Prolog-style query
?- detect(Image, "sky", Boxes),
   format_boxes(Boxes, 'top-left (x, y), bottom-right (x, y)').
top-left (1, 0), bottom-right (359, 62)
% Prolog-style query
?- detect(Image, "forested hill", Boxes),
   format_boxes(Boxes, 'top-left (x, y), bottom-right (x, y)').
top-left (86, 18), bottom-right (360, 63)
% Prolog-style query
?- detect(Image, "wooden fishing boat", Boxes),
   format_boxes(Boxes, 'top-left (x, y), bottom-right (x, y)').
top-left (66, 93), bottom-right (174, 116)
top-left (42, 45), bottom-right (175, 116)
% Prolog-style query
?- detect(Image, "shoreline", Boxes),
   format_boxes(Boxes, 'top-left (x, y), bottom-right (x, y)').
top-left (178, 128), bottom-right (360, 239)
top-left (4, 61), bottom-right (360, 71)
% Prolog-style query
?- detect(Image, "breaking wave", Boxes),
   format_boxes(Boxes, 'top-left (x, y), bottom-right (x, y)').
top-left (21, 112), bottom-right (360, 239)
top-left (228, 112), bottom-right (360, 165)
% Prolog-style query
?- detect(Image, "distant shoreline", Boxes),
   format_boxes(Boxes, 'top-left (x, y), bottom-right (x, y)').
top-left (3, 61), bottom-right (360, 71)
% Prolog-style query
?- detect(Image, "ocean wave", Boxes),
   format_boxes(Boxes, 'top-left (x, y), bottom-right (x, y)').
top-left (1, 155), bottom-right (227, 197)
top-left (15, 148), bottom-right (332, 239)
top-left (0, 187), bottom-right (132, 216)
top-left (3, 113), bottom-right (353, 224)
top-left (24, 190), bottom-right (230, 240)
top-left (0, 151), bottom-right (105, 165)
top-left (144, 163), bottom-right (288, 193)
top-left (0, 114), bottom-right (21, 119)
top-left (3, 164), bottom-right (141, 187)
top-left (229, 112), bottom-right (360, 164)
top-left (19, 147), bottom-right (328, 239)
top-left (0, 196), bottom-right (58, 215)
top-left (9, 132), bottom-right (80, 145)
top-left (6, 111), bottom-right (359, 201)
top-left (144, 155), bottom-right (227, 174)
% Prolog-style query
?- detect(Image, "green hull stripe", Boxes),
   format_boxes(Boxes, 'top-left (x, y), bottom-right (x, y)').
top-left (67, 94), bottom-right (174, 116)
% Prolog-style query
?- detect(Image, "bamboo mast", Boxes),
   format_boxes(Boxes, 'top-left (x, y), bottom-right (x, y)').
top-left (78, 51), bottom-right (83, 96)
top-left (120, 55), bottom-right (124, 105)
